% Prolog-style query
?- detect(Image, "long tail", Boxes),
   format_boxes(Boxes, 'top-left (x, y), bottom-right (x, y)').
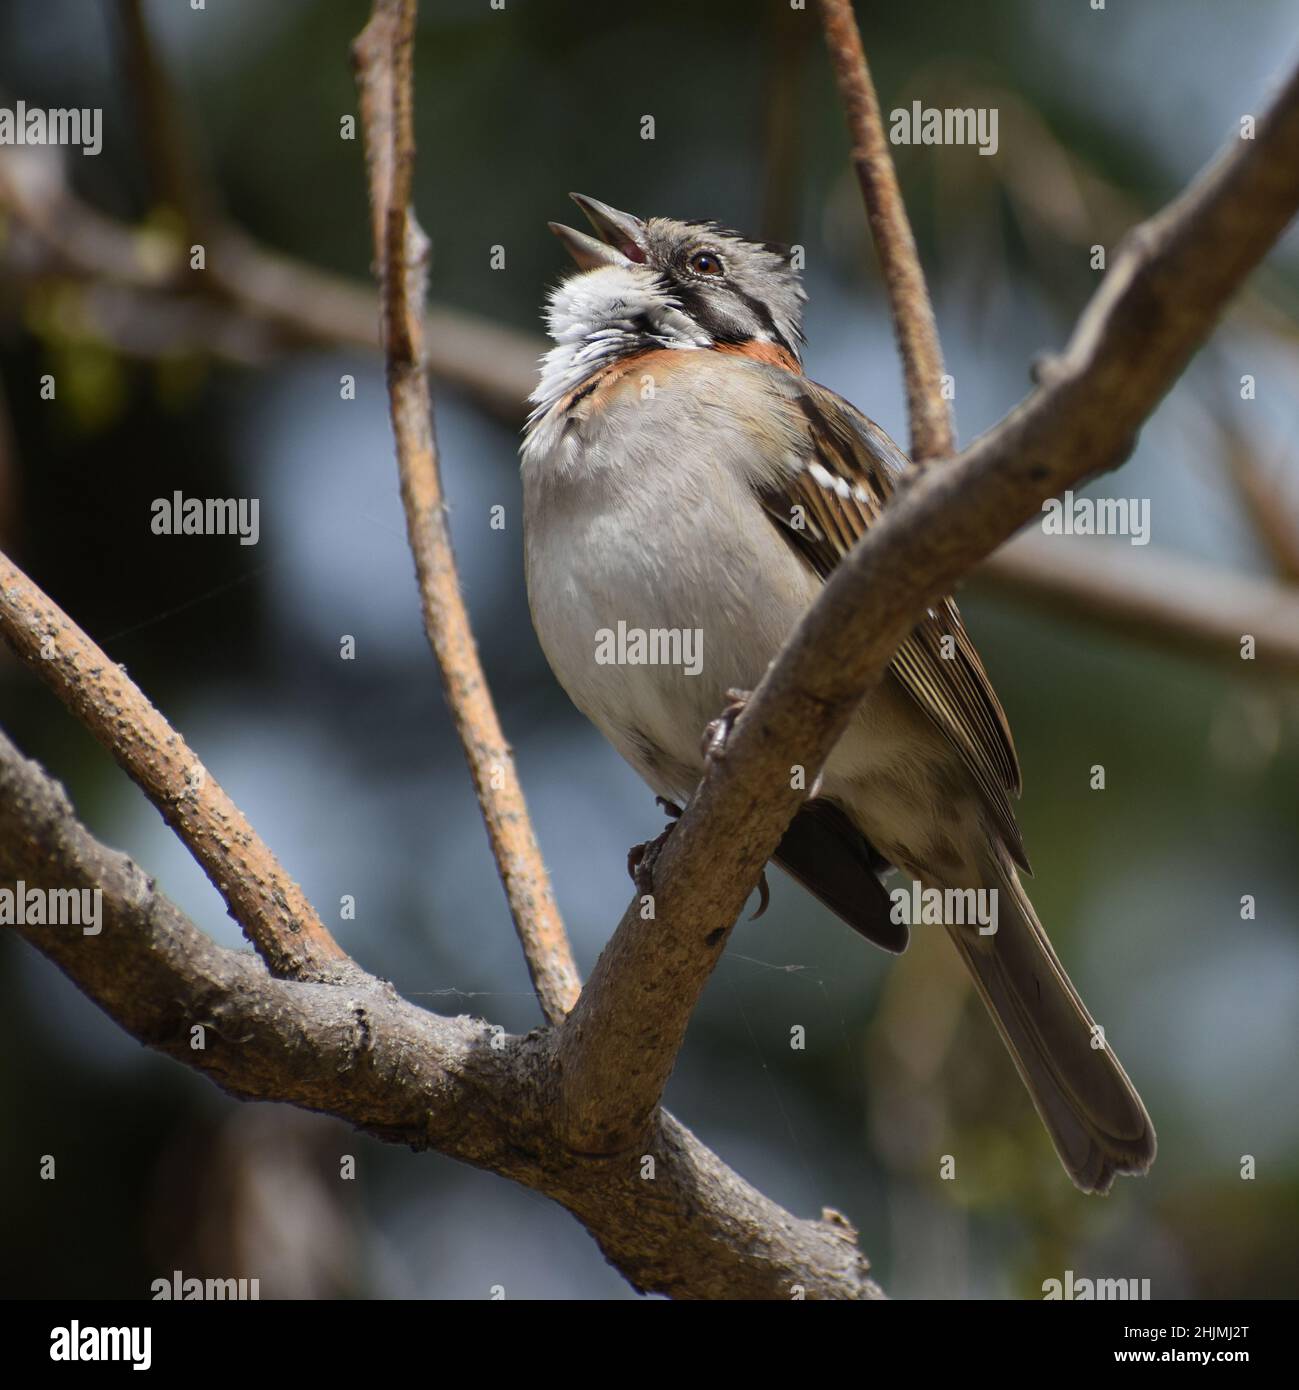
top-left (945, 861), bottom-right (1155, 1193)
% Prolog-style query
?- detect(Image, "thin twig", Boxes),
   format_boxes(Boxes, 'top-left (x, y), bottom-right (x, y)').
top-left (0, 551), bottom-right (346, 980)
top-left (816, 0), bottom-right (955, 463)
top-left (351, 0), bottom-right (580, 1025)
top-left (555, 57), bottom-right (1299, 1153)
top-left (1213, 414), bottom-right (1299, 584)
top-left (114, 0), bottom-right (219, 241)
top-left (760, 3), bottom-right (810, 239)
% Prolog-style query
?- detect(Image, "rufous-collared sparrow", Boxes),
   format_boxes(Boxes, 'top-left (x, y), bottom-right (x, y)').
top-left (520, 193), bottom-right (1155, 1193)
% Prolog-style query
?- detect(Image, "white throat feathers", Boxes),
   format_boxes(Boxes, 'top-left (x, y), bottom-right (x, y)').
top-left (526, 264), bottom-right (712, 426)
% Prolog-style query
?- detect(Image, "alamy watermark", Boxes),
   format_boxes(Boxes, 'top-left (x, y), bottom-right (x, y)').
top-left (889, 101), bottom-right (998, 157)
top-left (0, 881), bottom-right (101, 934)
top-left (151, 491), bottom-right (260, 545)
top-left (594, 620), bottom-right (703, 676)
top-left (889, 881), bottom-right (998, 935)
top-left (151, 1270), bottom-right (260, 1300)
top-left (1042, 490), bottom-right (1150, 545)
top-left (50, 1323), bottom-right (150, 1370)
top-left (1042, 1269), bottom-right (1151, 1300)
top-left (0, 101), bottom-right (102, 157)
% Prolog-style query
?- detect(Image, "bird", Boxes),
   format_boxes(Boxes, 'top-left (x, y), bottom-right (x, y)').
top-left (519, 192), bottom-right (1155, 1194)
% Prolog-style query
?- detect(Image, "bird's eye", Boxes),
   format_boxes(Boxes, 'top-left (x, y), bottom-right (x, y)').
top-left (688, 250), bottom-right (724, 277)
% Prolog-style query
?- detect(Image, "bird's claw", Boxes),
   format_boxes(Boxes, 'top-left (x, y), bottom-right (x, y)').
top-left (702, 688), bottom-right (753, 764)
top-left (750, 869), bottom-right (771, 919)
top-left (627, 797), bottom-right (683, 894)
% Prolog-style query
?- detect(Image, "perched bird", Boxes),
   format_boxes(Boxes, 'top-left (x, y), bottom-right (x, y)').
top-left (520, 193), bottom-right (1155, 1193)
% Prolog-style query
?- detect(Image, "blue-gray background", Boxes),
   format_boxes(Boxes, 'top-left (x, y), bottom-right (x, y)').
top-left (1, 0), bottom-right (1297, 1299)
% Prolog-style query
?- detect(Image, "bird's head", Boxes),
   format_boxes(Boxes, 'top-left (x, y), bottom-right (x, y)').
top-left (547, 193), bottom-right (806, 366)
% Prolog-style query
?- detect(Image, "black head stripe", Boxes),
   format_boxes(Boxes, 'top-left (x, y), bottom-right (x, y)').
top-left (672, 281), bottom-right (798, 357)
top-left (731, 284), bottom-right (798, 358)
top-left (670, 282), bottom-right (732, 340)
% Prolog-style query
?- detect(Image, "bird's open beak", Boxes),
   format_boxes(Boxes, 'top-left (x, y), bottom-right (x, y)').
top-left (550, 192), bottom-right (649, 269)
top-left (547, 222), bottom-right (631, 271)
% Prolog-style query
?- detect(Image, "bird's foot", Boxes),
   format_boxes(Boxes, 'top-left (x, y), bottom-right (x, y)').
top-left (699, 693), bottom-right (773, 918)
top-left (701, 686), bottom-right (822, 796)
top-left (701, 688), bottom-right (753, 765)
top-left (627, 797), bottom-right (683, 895)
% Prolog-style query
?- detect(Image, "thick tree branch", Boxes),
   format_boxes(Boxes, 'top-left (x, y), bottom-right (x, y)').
top-left (0, 551), bottom-right (345, 980)
top-left (0, 731), bottom-right (881, 1299)
top-left (351, 0), bottom-right (580, 1024)
top-left (816, 0), bottom-right (954, 462)
top-left (556, 59), bottom-right (1299, 1153)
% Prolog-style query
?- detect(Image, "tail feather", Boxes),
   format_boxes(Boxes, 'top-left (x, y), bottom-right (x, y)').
top-left (946, 862), bottom-right (1155, 1194)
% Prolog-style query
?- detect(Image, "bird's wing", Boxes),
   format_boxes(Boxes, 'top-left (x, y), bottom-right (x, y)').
top-left (775, 797), bottom-right (908, 953)
top-left (755, 376), bottom-right (1027, 870)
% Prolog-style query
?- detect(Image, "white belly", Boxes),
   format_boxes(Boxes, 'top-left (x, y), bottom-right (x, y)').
top-left (523, 433), bottom-right (818, 801)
